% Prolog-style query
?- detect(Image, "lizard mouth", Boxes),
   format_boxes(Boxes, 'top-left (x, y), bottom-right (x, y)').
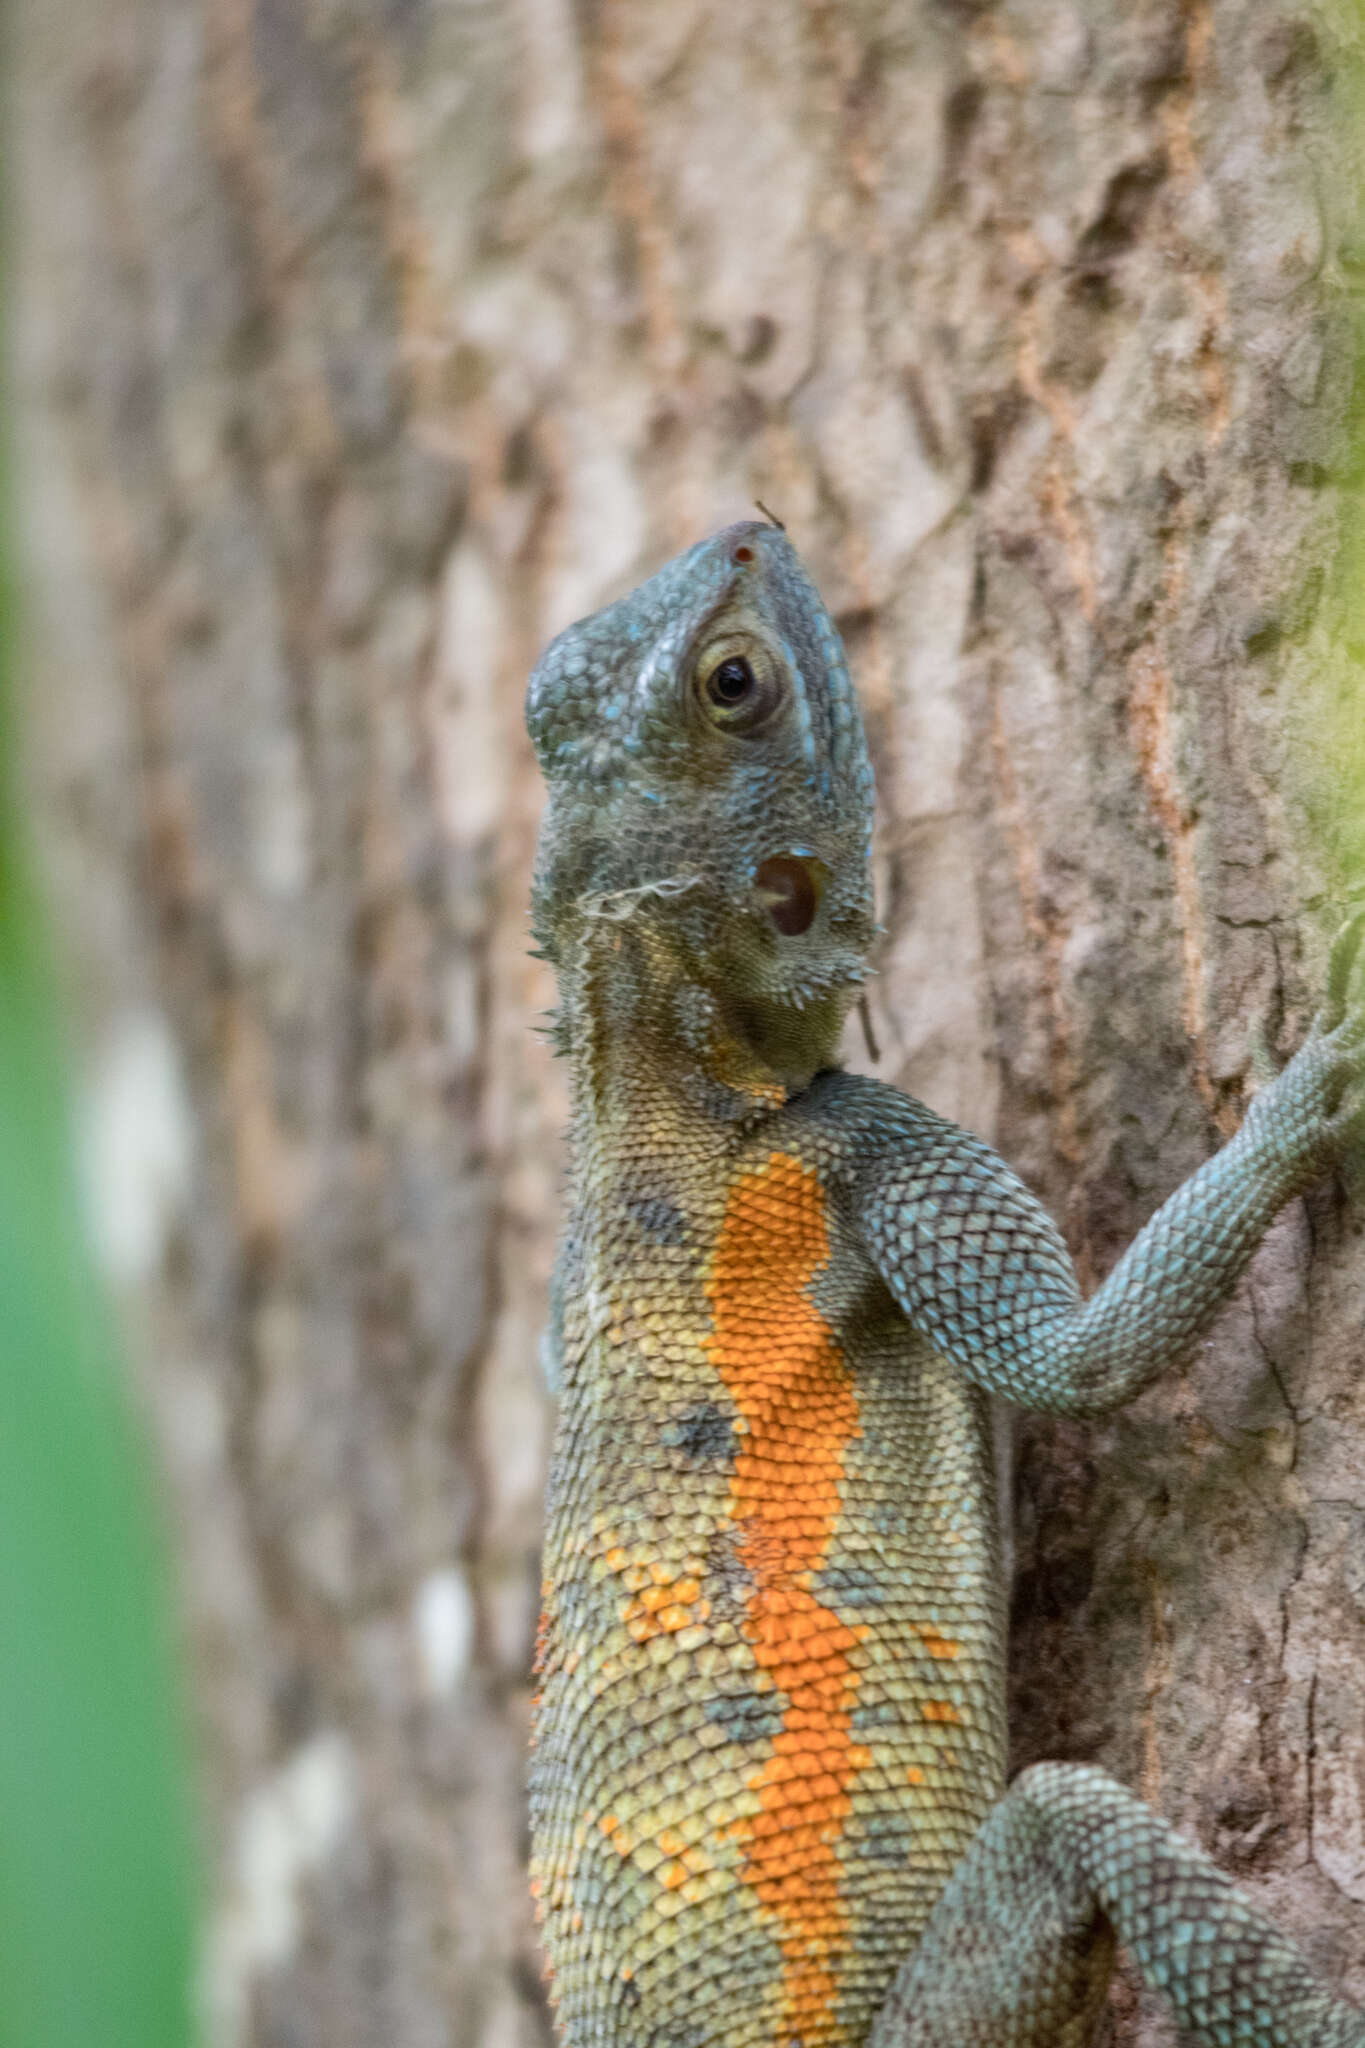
top-left (753, 853), bottom-right (825, 937)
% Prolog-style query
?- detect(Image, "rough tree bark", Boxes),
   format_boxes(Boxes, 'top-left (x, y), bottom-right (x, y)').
top-left (12, 1), bottom-right (1365, 2044)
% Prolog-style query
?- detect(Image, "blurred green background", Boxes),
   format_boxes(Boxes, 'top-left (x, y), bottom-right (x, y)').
top-left (0, 498), bottom-right (196, 2039)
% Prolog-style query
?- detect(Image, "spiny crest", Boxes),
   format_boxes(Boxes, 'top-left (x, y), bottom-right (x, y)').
top-left (525, 522), bottom-right (877, 1063)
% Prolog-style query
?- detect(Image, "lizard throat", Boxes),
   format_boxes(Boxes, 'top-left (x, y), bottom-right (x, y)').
top-left (555, 920), bottom-right (854, 1120)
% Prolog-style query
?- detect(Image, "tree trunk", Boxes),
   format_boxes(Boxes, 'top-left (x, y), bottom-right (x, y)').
top-left (13, 2), bottom-right (1364, 2044)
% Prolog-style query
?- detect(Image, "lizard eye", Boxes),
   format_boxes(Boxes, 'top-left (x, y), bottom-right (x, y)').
top-left (694, 638), bottom-right (784, 734)
top-left (708, 657), bottom-right (754, 705)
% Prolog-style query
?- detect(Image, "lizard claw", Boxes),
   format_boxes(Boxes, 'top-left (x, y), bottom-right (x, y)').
top-left (1323, 907), bottom-right (1365, 1032)
top-left (1245, 914), bottom-right (1365, 1184)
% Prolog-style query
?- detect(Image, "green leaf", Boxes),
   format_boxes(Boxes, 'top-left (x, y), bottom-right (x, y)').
top-left (0, 363), bottom-right (197, 2048)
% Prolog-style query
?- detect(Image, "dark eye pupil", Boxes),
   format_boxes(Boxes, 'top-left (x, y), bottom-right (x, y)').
top-left (710, 658), bottom-right (754, 705)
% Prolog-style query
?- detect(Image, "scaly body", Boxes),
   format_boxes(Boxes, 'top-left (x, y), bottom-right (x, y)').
top-left (525, 521), bottom-right (1365, 2047)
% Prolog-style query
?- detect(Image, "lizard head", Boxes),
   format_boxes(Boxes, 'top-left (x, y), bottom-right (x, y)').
top-left (526, 521), bottom-right (876, 1092)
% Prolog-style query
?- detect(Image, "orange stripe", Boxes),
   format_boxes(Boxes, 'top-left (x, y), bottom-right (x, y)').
top-left (705, 1151), bottom-right (864, 2040)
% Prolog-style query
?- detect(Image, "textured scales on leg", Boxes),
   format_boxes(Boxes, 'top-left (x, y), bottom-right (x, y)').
top-left (869, 1766), bottom-right (1365, 2048)
top-left (525, 522), bottom-right (1365, 2048)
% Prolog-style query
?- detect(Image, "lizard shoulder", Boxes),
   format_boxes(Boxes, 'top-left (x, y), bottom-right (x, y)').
top-left (775, 1066), bottom-right (989, 1185)
top-left (776, 1066), bottom-right (1075, 1294)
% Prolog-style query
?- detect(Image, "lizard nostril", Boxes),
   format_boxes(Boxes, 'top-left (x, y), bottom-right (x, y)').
top-left (755, 854), bottom-right (820, 937)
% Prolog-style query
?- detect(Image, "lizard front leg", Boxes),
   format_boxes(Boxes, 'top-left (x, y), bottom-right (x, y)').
top-left (867, 1764), bottom-right (1365, 2047)
top-left (843, 916), bottom-right (1365, 1419)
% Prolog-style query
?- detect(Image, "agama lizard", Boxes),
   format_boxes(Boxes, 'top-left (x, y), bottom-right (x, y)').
top-left (524, 520), bottom-right (1365, 2047)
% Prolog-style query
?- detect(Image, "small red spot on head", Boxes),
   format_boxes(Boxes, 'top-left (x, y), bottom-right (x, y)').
top-left (755, 854), bottom-right (820, 937)
top-left (733, 543), bottom-right (755, 564)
